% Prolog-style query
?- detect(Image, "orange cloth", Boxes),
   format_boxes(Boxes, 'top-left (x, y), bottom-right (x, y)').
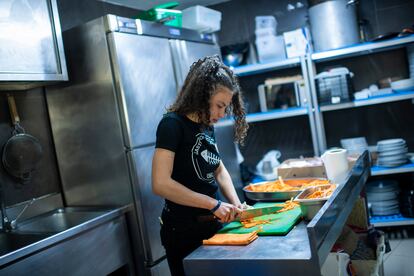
top-left (202, 231), bottom-right (258, 245)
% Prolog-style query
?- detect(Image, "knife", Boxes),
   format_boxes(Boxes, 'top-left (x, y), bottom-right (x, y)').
top-left (236, 205), bottom-right (283, 221)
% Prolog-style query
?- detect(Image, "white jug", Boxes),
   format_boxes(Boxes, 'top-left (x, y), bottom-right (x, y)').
top-left (321, 148), bottom-right (349, 184)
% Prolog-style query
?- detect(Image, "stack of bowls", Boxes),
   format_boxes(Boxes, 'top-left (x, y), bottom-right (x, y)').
top-left (367, 180), bottom-right (400, 216)
top-left (376, 138), bottom-right (408, 167)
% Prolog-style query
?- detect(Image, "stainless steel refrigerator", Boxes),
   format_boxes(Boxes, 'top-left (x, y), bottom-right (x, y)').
top-left (46, 15), bottom-right (220, 275)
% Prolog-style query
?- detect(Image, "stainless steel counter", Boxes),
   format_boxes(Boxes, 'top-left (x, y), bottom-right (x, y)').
top-left (0, 205), bottom-right (132, 268)
top-left (184, 152), bottom-right (370, 276)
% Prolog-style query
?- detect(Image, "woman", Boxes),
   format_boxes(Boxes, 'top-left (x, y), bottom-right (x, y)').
top-left (152, 55), bottom-right (248, 275)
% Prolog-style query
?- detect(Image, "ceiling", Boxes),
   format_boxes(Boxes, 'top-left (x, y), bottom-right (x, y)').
top-left (98, 0), bottom-right (230, 10)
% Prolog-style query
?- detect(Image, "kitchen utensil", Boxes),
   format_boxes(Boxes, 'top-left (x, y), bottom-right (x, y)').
top-left (370, 32), bottom-right (399, 42)
top-left (321, 148), bottom-right (349, 184)
top-left (219, 202), bottom-right (301, 236)
top-left (2, 95), bottom-right (43, 183)
top-left (237, 204), bottom-right (283, 221)
top-left (221, 43), bottom-right (249, 67)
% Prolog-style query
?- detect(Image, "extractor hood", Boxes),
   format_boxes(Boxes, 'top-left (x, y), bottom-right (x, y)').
top-left (97, 0), bottom-right (230, 10)
top-left (0, 0), bottom-right (68, 90)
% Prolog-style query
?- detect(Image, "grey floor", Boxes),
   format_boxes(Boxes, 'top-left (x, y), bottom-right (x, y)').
top-left (383, 226), bottom-right (414, 276)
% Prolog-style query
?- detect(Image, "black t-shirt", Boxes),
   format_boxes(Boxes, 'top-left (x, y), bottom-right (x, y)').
top-left (155, 112), bottom-right (221, 217)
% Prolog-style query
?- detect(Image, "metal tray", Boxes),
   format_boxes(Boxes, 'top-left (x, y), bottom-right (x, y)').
top-left (294, 184), bottom-right (336, 221)
top-left (243, 178), bottom-right (327, 202)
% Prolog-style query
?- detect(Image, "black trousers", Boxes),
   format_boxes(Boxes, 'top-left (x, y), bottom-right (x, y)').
top-left (160, 208), bottom-right (221, 276)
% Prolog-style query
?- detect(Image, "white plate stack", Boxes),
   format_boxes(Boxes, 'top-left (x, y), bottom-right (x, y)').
top-left (408, 44), bottom-right (414, 79)
top-left (367, 180), bottom-right (400, 216)
top-left (376, 138), bottom-right (408, 167)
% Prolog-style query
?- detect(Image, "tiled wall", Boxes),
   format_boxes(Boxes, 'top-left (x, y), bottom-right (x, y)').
top-left (361, 0), bottom-right (414, 40)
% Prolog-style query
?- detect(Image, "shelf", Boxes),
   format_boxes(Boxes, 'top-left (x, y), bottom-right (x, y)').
top-left (312, 34), bottom-right (414, 62)
top-left (320, 90), bottom-right (414, 112)
top-left (371, 162), bottom-right (414, 176)
top-left (232, 57), bottom-right (301, 77)
top-left (216, 107), bottom-right (308, 127)
top-left (370, 213), bottom-right (414, 227)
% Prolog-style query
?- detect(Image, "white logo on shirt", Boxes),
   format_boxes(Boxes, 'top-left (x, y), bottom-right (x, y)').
top-left (191, 133), bottom-right (220, 182)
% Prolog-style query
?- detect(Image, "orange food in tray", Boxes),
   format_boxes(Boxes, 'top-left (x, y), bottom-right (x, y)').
top-left (304, 184), bottom-right (336, 199)
top-left (245, 178), bottom-right (330, 192)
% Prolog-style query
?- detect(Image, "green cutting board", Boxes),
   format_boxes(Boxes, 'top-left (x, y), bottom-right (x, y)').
top-left (218, 202), bottom-right (302, 236)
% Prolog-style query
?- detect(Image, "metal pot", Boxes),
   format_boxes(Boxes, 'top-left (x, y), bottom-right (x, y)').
top-left (309, 0), bottom-right (360, 52)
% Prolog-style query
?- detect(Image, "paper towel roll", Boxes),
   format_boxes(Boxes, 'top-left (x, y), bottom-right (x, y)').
top-left (321, 148), bottom-right (349, 184)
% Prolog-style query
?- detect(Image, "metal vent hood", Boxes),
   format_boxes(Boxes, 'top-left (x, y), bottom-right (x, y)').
top-left (0, 0), bottom-right (68, 90)
top-left (97, 0), bottom-right (230, 10)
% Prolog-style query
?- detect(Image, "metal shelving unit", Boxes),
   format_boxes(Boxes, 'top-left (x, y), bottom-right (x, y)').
top-left (312, 34), bottom-right (414, 62)
top-left (370, 214), bottom-right (414, 227)
top-left (371, 162), bottom-right (414, 176)
top-left (320, 90), bottom-right (414, 112)
top-left (232, 57), bottom-right (300, 76)
top-left (228, 56), bottom-right (321, 155)
top-left (306, 35), bottom-right (414, 153)
top-left (216, 107), bottom-right (308, 127)
top-left (227, 35), bottom-right (414, 178)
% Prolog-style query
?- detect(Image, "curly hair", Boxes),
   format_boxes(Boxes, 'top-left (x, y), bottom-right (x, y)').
top-left (168, 55), bottom-right (248, 144)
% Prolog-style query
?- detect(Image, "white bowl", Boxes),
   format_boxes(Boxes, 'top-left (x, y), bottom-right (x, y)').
top-left (391, 78), bottom-right (414, 91)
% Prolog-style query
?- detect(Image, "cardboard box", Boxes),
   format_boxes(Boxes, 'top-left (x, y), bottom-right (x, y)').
top-left (277, 156), bottom-right (357, 179)
top-left (283, 27), bottom-right (312, 58)
top-left (331, 226), bottom-right (385, 276)
top-left (346, 197), bottom-right (369, 230)
top-left (277, 157), bottom-right (326, 178)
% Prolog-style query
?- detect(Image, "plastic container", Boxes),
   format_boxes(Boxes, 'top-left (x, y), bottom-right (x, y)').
top-left (255, 35), bottom-right (286, 63)
top-left (255, 16), bottom-right (277, 30)
top-left (255, 27), bottom-right (276, 38)
top-left (294, 184), bottom-right (336, 221)
top-left (182, 5), bottom-right (222, 33)
top-left (136, 2), bottom-right (182, 28)
top-left (315, 67), bottom-right (354, 105)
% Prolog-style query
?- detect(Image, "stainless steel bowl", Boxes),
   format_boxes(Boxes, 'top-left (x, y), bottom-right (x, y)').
top-left (243, 178), bottom-right (328, 202)
top-left (243, 185), bottom-right (300, 201)
top-left (223, 53), bottom-right (243, 67)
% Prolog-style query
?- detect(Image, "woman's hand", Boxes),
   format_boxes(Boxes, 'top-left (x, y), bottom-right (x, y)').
top-left (213, 202), bottom-right (242, 223)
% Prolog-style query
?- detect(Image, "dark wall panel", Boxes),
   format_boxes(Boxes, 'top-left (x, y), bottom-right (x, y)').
top-left (57, 0), bottom-right (141, 31)
top-left (0, 89), bottom-right (60, 206)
